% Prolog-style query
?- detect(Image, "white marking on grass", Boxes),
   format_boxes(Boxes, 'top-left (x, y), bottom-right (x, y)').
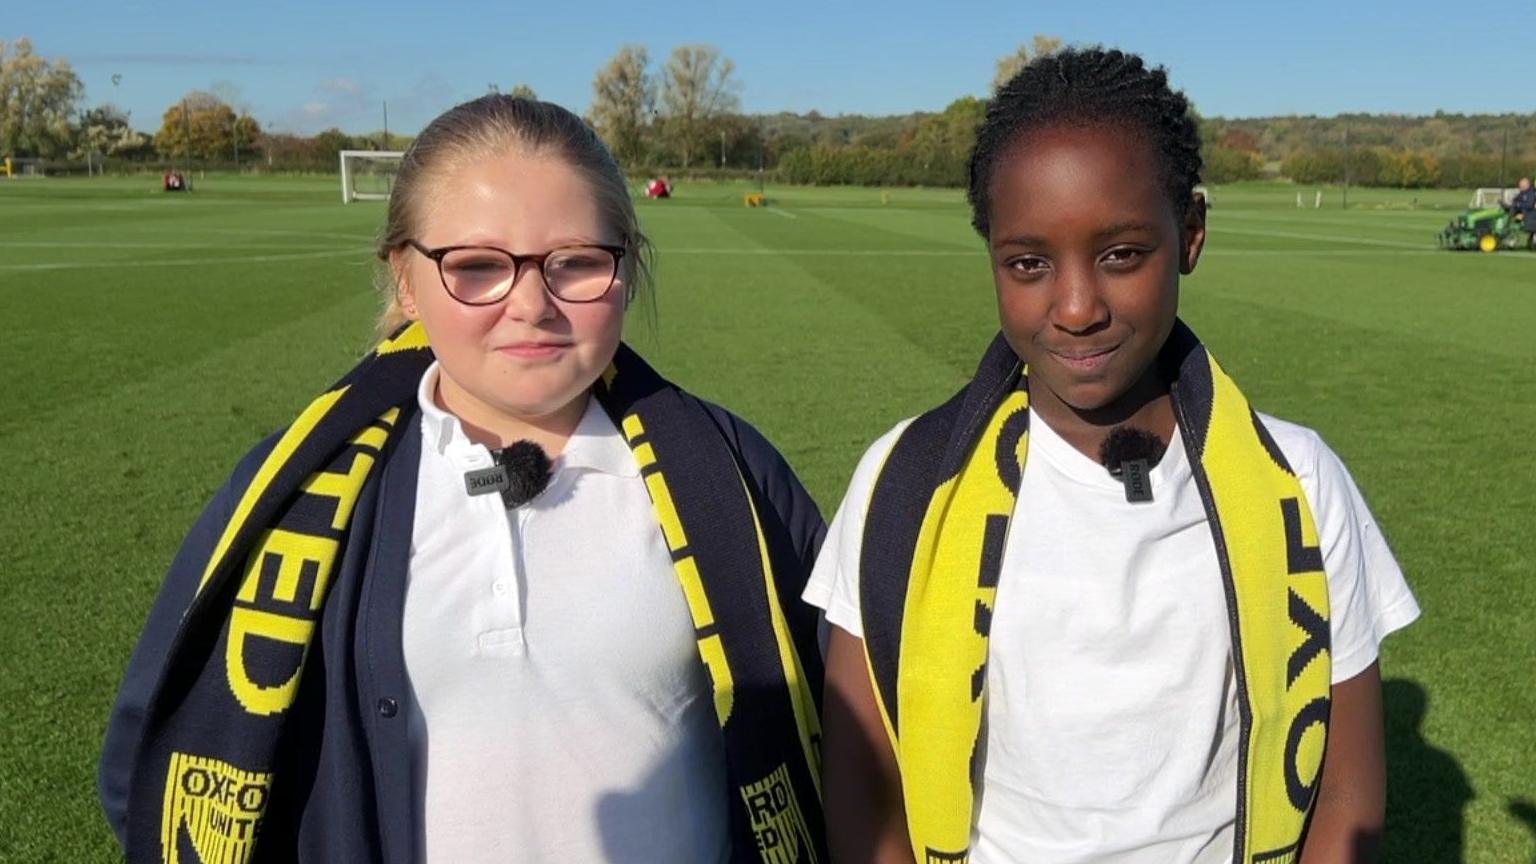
top-left (1212, 225), bottom-right (1431, 250)
top-left (662, 247), bottom-right (971, 256)
top-left (42, 225), bottom-right (378, 243)
top-left (10, 243), bottom-right (1529, 275)
top-left (1207, 248), bottom-right (1446, 257)
top-left (0, 240), bottom-right (338, 250)
top-left (658, 246), bottom-right (1536, 263)
top-left (767, 207), bottom-right (798, 219)
top-left (659, 246), bottom-right (1439, 257)
top-left (0, 248), bottom-right (365, 272)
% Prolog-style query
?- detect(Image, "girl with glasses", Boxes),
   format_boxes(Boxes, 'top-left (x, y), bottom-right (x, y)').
top-left (100, 95), bottom-right (827, 863)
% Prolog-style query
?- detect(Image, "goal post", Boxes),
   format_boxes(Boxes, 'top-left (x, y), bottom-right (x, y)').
top-left (1471, 187), bottom-right (1517, 209)
top-left (340, 150), bottom-right (405, 203)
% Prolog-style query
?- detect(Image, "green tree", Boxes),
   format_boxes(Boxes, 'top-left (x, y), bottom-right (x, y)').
top-left (709, 112), bottom-right (763, 168)
top-left (659, 45), bottom-right (739, 168)
top-left (507, 83), bottom-right (537, 100)
top-left (311, 128), bottom-right (354, 165)
top-left (903, 96), bottom-right (986, 184)
top-left (590, 45), bottom-right (653, 166)
top-left (73, 103), bottom-right (148, 159)
top-left (232, 114), bottom-right (262, 162)
top-left (0, 37), bottom-right (85, 158)
top-left (1203, 146), bottom-right (1262, 183)
top-left (992, 34), bottom-right (1064, 94)
top-left (1378, 149), bottom-right (1441, 188)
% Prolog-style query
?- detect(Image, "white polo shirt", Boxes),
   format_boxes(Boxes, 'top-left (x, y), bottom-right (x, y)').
top-left (805, 408), bottom-right (1420, 864)
top-left (402, 363), bottom-right (730, 863)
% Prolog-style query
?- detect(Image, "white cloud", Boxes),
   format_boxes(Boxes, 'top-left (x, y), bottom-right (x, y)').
top-left (277, 77), bottom-right (377, 133)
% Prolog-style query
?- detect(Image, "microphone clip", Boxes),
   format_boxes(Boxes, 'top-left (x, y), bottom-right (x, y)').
top-left (463, 440), bottom-right (553, 508)
top-left (1109, 458), bottom-right (1154, 504)
top-left (1099, 426), bottom-right (1165, 505)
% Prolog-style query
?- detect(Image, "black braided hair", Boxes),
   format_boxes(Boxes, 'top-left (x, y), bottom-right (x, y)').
top-left (967, 46), bottom-right (1202, 238)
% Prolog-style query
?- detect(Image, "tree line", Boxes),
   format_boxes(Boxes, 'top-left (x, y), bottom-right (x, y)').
top-left (5, 35), bottom-right (1534, 187)
top-left (0, 37), bottom-right (407, 171)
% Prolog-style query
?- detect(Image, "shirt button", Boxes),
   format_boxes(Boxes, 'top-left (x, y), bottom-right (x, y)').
top-left (377, 698), bottom-right (398, 718)
top-left (492, 579), bottom-right (510, 597)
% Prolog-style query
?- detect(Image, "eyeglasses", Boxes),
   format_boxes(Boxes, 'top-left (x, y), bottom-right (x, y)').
top-left (406, 239), bottom-right (626, 305)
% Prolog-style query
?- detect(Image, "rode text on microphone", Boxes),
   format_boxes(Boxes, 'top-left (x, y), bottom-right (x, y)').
top-left (1099, 426), bottom-right (1166, 504)
top-left (463, 439), bottom-right (553, 508)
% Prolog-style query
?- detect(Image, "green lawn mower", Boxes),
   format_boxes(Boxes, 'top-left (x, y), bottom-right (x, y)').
top-left (1438, 203), bottom-right (1535, 252)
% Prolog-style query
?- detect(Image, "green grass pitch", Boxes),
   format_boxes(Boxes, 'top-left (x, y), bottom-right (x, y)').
top-left (1, 175), bottom-right (1531, 861)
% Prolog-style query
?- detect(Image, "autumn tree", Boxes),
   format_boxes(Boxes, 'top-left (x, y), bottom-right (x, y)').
top-left (590, 45), bottom-right (654, 166)
top-left (155, 93), bottom-right (224, 161)
top-left (1218, 128), bottom-right (1261, 154)
top-left (992, 34), bottom-right (1064, 93)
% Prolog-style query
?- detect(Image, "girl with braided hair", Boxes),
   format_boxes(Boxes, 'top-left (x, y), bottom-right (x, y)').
top-left (806, 47), bottom-right (1418, 863)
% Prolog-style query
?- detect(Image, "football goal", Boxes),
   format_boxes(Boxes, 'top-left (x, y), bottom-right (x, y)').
top-left (340, 150), bottom-right (405, 203)
top-left (1471, 187), bottom-right (1517, 209)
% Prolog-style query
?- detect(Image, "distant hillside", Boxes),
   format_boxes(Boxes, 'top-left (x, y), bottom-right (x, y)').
top-left (1201, 112), bottom-right (1536, 163)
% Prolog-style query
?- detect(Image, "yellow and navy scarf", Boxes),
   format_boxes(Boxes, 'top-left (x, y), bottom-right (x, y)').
top-left (125, 322), bottom-right (825, 863)
top-left (859, 321), bottom-right (1331, 864)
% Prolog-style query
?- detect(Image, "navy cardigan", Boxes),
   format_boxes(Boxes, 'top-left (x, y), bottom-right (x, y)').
top-left (101, 403), bottom-right (826, 861)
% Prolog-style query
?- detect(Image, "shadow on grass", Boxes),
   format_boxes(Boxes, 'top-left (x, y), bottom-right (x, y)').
top-left (1383, 678), bottom-right (1473, 863)
top-left (1508, 797), bottom-right (1536, 864)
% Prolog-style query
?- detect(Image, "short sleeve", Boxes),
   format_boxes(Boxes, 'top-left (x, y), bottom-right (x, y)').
top-left (1279, 421), bottom-right (1421, 683)
top-left (802, 420), bottom-right (913, 640)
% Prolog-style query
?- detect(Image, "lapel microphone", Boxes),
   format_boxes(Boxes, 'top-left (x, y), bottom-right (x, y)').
top-left (463, 440), bottom-right (553, 508)
top-left (1099, 426), bottom-right (1166, 504)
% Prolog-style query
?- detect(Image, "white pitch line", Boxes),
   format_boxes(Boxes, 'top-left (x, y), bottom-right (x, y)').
top-left (0, 240), bottom-right (340, 250)
top-left (656, 246), bottom-right (1432, 257)
top-left (10, 244), bottom-right (1530, 274)
top-left (1201, 248), bottom-right (1536, 258)
top-left (1212, 225), bottom-right (1430, 250)
top-left (661, 247), bottom-right (970, 256)
top-left (39, 225), bottom-right (379, 243)
top-left (0, 248), bottom-right (365, 272)
top-left (766, 207), bottom-right (799, 219)
top-left (657, 246), bottom-right (1536, 262)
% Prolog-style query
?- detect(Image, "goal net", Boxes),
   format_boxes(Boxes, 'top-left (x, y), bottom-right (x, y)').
top-left (1471, 187), bottom-right (1516, 208)
top-left (340, 150), bottom-right (405, 203)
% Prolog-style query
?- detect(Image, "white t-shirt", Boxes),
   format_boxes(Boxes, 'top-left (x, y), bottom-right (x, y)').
top-left (803, 408), bottom-right (1420, 864)
top-left (403, 364), bottom-right (730, 863)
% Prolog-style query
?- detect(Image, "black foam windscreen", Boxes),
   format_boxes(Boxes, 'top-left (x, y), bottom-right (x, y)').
top-left (1099, 426), bottom-right (1166, 503)
top-left (1099, 426), bottom-right (1167, 473)
top-left (495, 440), bottom-right (552, 508)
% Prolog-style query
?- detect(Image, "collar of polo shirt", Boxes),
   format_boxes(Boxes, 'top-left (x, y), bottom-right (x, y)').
top-left (417, 362), bottom-right (639, 479)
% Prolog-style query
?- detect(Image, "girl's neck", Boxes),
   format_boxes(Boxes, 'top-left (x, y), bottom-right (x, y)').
top-left (434, 376), bottom-right (590, 457)
top-left (1032, 369), bottom-right (1177, 463)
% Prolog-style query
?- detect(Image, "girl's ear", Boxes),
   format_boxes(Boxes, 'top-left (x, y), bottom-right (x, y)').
top-left (1180, 193), bottom-right (1208, 276)
top-left (389, 249), bottom-right (420, 319)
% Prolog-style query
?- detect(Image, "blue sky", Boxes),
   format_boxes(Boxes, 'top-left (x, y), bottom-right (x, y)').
top-left (19, 0), bottom-right (1536, 135)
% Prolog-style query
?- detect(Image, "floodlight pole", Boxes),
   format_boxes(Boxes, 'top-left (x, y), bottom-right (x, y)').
top-left (757, 122), bottom-right (767, 196)
top-left (382, 101), bottom-right (390, 151)
top-left (181, 98), bottom-right (192, 167)
top-left (1500, 125), bottom-right (1508, 189)
top-left (1341, 124), bottom-right (1349, 211)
